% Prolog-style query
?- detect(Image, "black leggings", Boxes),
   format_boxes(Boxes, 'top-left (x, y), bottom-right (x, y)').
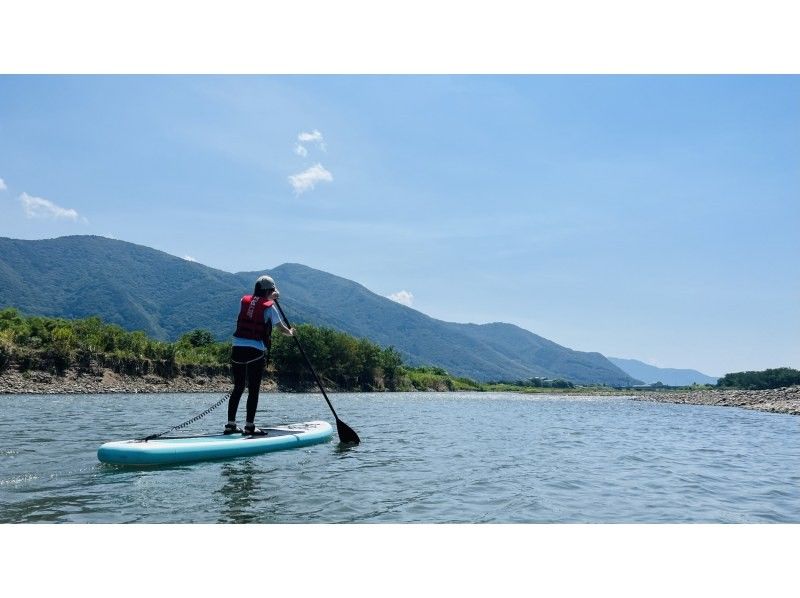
top-left (228, 346), bottom-right (267, 424)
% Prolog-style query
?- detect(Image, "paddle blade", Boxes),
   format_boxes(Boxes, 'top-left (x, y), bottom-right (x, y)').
top-left (336, 418), bottom-right (360, 445)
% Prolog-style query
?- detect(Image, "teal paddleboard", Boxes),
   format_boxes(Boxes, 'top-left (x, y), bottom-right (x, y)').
top-left (97, 420), bottom-right (333, 466)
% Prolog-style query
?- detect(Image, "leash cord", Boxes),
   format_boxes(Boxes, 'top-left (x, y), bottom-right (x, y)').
top-left (139, 393), bottom-right (229, 442)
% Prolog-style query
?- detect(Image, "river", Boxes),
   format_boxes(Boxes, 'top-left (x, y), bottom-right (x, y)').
top-left (1, 392), bottom-right (798, 523)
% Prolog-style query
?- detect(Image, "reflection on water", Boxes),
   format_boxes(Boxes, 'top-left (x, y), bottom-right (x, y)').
top-left (1, 392), bottom-right (799, 523)
top-left (217, 461), bottom-right (263, 523)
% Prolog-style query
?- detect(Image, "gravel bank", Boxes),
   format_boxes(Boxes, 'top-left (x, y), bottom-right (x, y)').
top-left (3, 367), bottom-right (799, 416)
top-left (630, 386), bottom-right (800, 416)
top-left (0, 367), bottom-right (277, 394)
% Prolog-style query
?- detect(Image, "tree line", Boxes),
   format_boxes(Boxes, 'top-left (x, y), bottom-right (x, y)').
top-left (7, 307), bottom-right (794, 393)
top-left (716, 368), bottom-right (800, 390)
top-left (0, 308), bottom-right (475, 391)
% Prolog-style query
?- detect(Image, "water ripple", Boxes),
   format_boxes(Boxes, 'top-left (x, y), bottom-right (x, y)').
top-left (1, 392), bottom-right (798, 523)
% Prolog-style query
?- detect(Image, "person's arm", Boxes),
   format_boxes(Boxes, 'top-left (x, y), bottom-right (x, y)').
top-left (267, 297), bottom-right (294, 336)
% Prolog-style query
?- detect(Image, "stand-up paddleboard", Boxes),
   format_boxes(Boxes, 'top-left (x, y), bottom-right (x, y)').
top-left (97, 420), bottom-right (333, 466)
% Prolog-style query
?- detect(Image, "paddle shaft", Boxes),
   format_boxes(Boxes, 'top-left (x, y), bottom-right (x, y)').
top-left (273, 300), bottom-right (341, 421)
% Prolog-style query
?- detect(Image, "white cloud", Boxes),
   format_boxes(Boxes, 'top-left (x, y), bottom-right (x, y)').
top-left (294, 143), bottom-right (308, 157)
top-left (289, 163), bottom-right (333, 195)
top-left (388, 290), bottom-right (414, 307)
top-left (0, 178), bottom-right (6, 191)
top-left (184, 255), bottom-right (197, 262)
top-left (297, 129), bottom-right (326, 151)
top-left (18, 192), bottom-right (86, 222)
top-left (298, 129), bottom-right (323, 143)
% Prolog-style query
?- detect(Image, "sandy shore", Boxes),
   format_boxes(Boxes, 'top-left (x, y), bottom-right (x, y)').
top-left (630, 386), bottom-right (800, 416)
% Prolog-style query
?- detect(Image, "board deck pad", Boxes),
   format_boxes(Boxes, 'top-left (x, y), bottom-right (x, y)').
top-left (97, 420), bottom-right (333, 466)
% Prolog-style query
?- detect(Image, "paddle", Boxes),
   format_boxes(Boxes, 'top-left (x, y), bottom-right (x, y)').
top-left (273, 299), bottom-right (361, 445)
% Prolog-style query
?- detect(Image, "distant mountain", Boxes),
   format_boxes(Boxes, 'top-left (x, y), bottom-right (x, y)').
top-left (238, 264), bottom-right (638, 385)
top-left (0, 235), bottom-right (638, 385)
top-left (608, 357), bottom-right (718, 386)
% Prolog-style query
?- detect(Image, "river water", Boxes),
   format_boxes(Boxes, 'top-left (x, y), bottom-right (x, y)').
top-left (1, 392), bottom-right (798, 523)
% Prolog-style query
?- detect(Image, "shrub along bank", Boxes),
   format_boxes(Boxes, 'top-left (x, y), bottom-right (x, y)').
top-left (0, 308), bottom-right (489, 392)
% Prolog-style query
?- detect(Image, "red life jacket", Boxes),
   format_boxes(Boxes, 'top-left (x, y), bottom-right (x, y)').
top-left (233, 295), bottom-right (274, 346)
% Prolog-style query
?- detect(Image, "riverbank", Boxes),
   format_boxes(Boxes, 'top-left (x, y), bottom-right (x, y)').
top-left (630, 386), bottom-right (800, 416)
top-left (0, 367), bottom-right (244, 394)
top-left (2, 366), bottom-right (799, 415)
top-left (0, 365), bottom-right (437, 394)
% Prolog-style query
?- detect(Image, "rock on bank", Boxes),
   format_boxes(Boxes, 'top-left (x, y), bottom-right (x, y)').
top-left (631, 386), bottom-right (800, 416)
top-left (0, 367), bottom-right (267, 394)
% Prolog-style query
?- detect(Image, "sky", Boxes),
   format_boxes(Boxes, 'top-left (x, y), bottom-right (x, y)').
top-left (1, 75), bottom-right (798, 376)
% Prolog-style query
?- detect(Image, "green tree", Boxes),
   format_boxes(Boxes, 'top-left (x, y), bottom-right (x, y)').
top-left (180, 329), bottom-right (216, 348)
top-left (717, 368), bottom-right (800, 390)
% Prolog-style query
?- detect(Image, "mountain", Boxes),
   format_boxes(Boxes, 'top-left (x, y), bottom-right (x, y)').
top-left (237, 264), bottom-right (637, 385)
top-left (608, 357), bottom-right (718, 386)
top-left (0, 235), bottom-right (243, 340)
top-left (0, 235), bottom-right (638, 385)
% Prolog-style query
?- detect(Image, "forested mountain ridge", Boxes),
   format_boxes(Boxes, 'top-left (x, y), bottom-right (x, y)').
top-left (0, 235), bottom-right (637, 385)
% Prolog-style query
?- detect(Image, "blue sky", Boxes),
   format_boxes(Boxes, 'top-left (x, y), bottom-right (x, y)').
top-left (1, 75), bottom-right (798, 375)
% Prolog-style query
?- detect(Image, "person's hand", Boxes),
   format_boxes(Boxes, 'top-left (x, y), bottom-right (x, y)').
top-left (286, 327), bottom-right (294, 337)
top-left (271, 290), bottom-right (280, 300)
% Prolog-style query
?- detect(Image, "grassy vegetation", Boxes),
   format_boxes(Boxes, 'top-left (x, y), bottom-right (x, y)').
top-left (716, 368), bottom-right (800, 390)
top-left (1, 308), bottom-right (184, 376)
top-left (0, 308), bottom-right (606, 393)
top-left (401, 366), bottom-right (484, 392)
top-left (0, 308), bottom-right (493, 392)
top-left (11, 308), bottom-right (789, 395)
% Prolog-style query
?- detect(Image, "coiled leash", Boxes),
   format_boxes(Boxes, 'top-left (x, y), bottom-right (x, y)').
top-left (139, 393), bottom-right (230, 441)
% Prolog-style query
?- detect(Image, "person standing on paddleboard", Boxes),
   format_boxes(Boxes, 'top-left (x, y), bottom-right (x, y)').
top-left (226, 275), bottom-right (294, 436)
